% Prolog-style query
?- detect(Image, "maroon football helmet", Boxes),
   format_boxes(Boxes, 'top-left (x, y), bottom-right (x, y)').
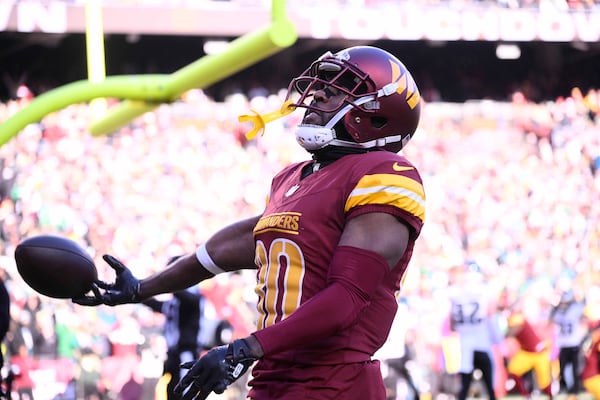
top-left (286, 46), bottom-right (421, 153)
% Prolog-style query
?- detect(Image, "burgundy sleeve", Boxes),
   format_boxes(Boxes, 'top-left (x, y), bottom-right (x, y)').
top-left (252, 245), bottom-right (389, 356)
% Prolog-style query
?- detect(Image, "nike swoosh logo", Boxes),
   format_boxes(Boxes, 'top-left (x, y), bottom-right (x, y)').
top-left (392, 163), bottom-right (414, 172)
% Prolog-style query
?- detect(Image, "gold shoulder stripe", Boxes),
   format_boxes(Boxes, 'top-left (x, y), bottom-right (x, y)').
top-left (353, 174), bottom-right (425, 198)
top-left (345, 174), bottom-right (425, 222)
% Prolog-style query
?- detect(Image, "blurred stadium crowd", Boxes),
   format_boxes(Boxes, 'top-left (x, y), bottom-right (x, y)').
top-left (0, 83), bottom-right (598, 399)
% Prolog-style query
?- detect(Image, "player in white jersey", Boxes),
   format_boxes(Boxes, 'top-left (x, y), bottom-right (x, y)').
top-left (447, 262), bottom-right (502, 400)
top-left (375, 298), bottom-right (420, 400)
top-left (549, 289), bottom-right (588, 397)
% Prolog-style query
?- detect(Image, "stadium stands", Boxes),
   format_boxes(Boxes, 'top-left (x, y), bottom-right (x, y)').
top-left (0, 85), bottom-right (598, 399)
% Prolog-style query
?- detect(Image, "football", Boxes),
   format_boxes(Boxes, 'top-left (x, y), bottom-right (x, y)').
top-left (15, 235), bottom-right (98, 299)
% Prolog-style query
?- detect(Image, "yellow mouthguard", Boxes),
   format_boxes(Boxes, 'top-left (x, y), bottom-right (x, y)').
top-left (238, 100), bottom-right (296, 140)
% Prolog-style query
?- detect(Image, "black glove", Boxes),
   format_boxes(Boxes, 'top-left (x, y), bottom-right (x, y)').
top-left (72, 255), bottom-right (141, 306)
top-left (174, 338), bottom-right (259, 400)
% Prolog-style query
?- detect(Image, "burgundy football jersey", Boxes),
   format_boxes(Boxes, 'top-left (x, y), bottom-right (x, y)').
top-left (508, 313), bottom-right (545, 352)
top-left (251, 150), bottom-right (425, 366)
top-left (581, 335), bottom-right (600, 380)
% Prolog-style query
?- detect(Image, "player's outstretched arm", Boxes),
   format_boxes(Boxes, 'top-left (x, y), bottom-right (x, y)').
top-left (72, 215), bottom-right (261, 306)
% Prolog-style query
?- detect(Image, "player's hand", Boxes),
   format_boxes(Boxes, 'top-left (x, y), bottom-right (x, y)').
top-left (71, 282), bottom-right (104, 306)
top-left (174, 338), bottom-right (261, 400)
top-left (72, 255), bottom-right (141, 306)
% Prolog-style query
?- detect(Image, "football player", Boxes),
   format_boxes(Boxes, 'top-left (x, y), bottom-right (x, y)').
top-left (141, 256), bottom-right (232, 400)
top-left (447, 262), bottom-right (502, 400)
top-left (548, 289), bottom-right (587, 397)
top-left (74, 45), bottom-right (425, 400)
top-left (505, 307), bottom-right (554, 399)
top-left (581, 321), bottom-right (600, 400)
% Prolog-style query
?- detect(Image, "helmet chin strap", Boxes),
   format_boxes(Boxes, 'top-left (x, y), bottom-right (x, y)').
top-left (294, 95), bottom-right (404, 152)
top-left (295, 103), bottom-right (354, 151)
